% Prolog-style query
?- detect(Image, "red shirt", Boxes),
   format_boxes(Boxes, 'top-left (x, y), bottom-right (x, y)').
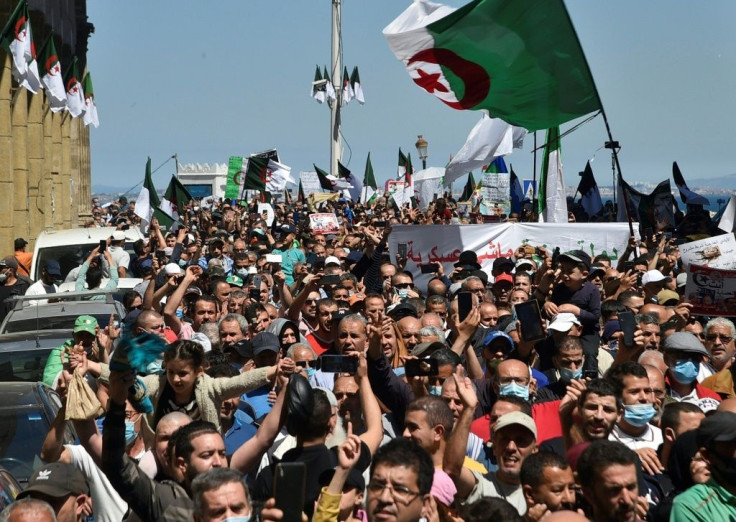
top-left (306, 333), bottom-right (333, 355)
top-left (470, 400), bottom-right (563, 444)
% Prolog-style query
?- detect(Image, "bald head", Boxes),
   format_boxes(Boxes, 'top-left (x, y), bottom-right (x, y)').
top-left (638, 349), bottom-right (667, 375)
top-left (421, 312), bottom-right (443, 330)
top-left (544, 512), bottom-right (589, 522)
top-left (640, 303), bottom-right (665, 321)
top-left (397, 316), bottom-right (421, 351)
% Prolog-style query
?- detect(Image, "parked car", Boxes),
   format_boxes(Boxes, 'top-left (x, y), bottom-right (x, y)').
top-left (0, 330), bottom-right (70, 383)
top-left (0, 382), bottom-right (72, 484)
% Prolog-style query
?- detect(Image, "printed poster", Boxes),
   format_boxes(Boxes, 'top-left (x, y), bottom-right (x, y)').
top-left (685, 264), bottom-right (736, 317)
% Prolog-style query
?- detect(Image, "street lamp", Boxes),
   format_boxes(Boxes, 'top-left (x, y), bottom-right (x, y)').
top-left (415, 135), bottom-right (428, 170)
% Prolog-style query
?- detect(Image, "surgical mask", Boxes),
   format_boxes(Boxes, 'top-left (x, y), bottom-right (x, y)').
top-left (671, 359), bottom-right (699, 385)
top-left (146, 359), bottom-right (164, 375)
top-left (236, 268), bottom-right (249, 278)
top-left (124, 420), bottom-right (138, 446)
top-left (397, 289), bottom-right (409, 299)
top-left (623, 403), bottom-right (656, 427)
top-left (0, 273), bottom-right (6, 283)
top-left (559, 367), bottom-right (582, 383)
top-left (175, 308), bottom-right (184, 319)
top-left (429, 385), bottom-right (442, 396)
top-left (178, 259), bottom-right (188, 267)
top-left (221, 517), bottom-right (250, 522)
top-left (499, 381), bottom-right (530, 401)
top-left (305, 367), bottom-right (316, 380)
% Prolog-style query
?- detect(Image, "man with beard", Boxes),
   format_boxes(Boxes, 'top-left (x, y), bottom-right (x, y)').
top-left (537, 336), bottom-right (585, 403)
top-left (163, 265), bottom-right (218, 340)
top-left (286, 276), bottom-right (322, 337)
top-left (555, 379), bottom-right (622, 453)
top-left (218, 313), bottom-right (247, 349)
top-left (521, 451), bottom-right (578, 519)
top-left (306, 298), bottom-right (338, 354)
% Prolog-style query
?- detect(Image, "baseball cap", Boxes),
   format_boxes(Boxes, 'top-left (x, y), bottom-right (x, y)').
top-left (387, 302), bottom-right (418, 321)
top-left (412, 341), bottom-right (446, 357)
top-left (164, 263), bottom-right (183, 275)
top-left (1, 256), bottom-right (18, 269)
top-left (515, 258), bottom-right (536, 272)
top-left (558, 250), bottom-right (591, 270)
top-left (676, 273), bottom-right (688, 289)
top-left (44, 260), bottom-right (62, 277)
top-left (112, 230), bottom-right (126, 241)
top-left (226, 274), bottom-right (244, 287)
top-left (229, 339), bottom-right (254, 359)
top-left (492, 411), bottom-right (537, 439)
top-left (325, 256), bottom-right (341, 266)
top-left (319, 467), bottom-right (365, 491)
top-left (588, 263), bottom-right (607, 278)
top-left (493, 273), bottom-right (514, 286)
top-left (548, 313), bottom-right (581, 332)
top-left (431, 469), bottom-right (457, 507)
top-left (190, 332), bottom-right (212, 353)
top-left (73, 315), bottom-right (98, 336)
top-left (493, 257), bottom-right (515, 270)
top-left (656, 289), bottom-right (680, 306)
top-left (642, 269), bottom-right (672, 286)
top-left (482, 330), bottom-right (514, 353)
top-left (18, 462), bottom-right (89, 499)
top-left (697, 411), bottom-right (736, 449)
top-left (662, 331), bottom-right (709, 357)
top-left (252, 332), bottom-right (280, 355)
top-left (454, 251), bottom-right (481, 269)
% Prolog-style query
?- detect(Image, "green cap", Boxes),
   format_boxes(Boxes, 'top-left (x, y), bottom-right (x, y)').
top-left (73, 315), bottom-right (98, 336)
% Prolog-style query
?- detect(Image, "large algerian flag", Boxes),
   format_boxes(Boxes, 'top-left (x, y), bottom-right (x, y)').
top-left (617, 178), bottom-right (674, 235)
top-left (38, 34), bottom-right (65, 112)
top-left (341, 66), bottom-right (354, 105)
top-left (338, 161), bottom-right (362, 201)
top-left (242, 156), bottom-right (269, 193)
top-left (361, 153), bottom-right (378, 205)
top-left (0, 0), bottom-right (35, 90)
top-left (266, 159), bottom-right (294, 193)
top-left (312, 65), bottom-right (325, 104)
top-left (384, 0), bottom-right (601, 131)
top-left (134, 158), bottom-right (173, 231)
top-left (82, 73), bottom-right (99, 128)
top-left (314, 164), bottom-right (336, 191)
top-left (576, 161), bottom-right (603, 218)
top-left (323, 66), bottom-right (336, 103)
top-left (672, 162), bottom-right (708, 206)
top-left (159, 175), bottom-right (193, 228)
top-left (350, 66), bottom-right (365, 105)
top-left (63, 57), bottom-right (85, 118)
top-left (537, 127), bottom-right (567, 223)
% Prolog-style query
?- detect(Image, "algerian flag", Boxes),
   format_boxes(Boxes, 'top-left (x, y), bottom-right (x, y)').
top-left (38, 34), bottom-right (65, 112)
top-left (82, 73), bottom-right (99, 128)
top-left (17, 5), bottom-right (40, 94)
top-left (350, 66), bottom-right (365, 105)
top-left (266, 159), bottom-right (294, 193)
top-left (445, 113), bottom-right (526, 184)
top-left (398, 149), bottom-right (408, 178)
top-left (312, 65), bottom-right (325, 104)
top-left (0, 0), bottom-right (33, 87)
top-left (341, 66), bottom-right (354, 105)
top-left (537, 127), bottom-right (567, 223)
top-left (314, 164), bottom-right (336, 191)
top-left (159, 175), bottom-right (193, 229)
top-left (338, 161), bottom-right (362, 201)
top-left (298, 179), bottom-right (306, 202)
top-left (361, 152), bottom-right (377, 204)
top-left (323, 66), bottom-right (336, 103)
top-left (576, 161), bottom-right (603, 218)
top-left (226, 156), bottom-right (245, 199)
top-left (672, 162), bottom-right (708, 206)
top-left (134, 158), bottom-right (172, 231)
top-left (383, 0), bottom-right (601, 131)
top-left (63, 57), bottom-right (85, 118)
top-left (242, 156), bottom-right (269, 193)
top-left (403, 153), bottom-right (415, 207)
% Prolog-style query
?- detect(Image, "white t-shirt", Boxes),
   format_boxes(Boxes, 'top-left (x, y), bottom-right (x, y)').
top-left (609, 423), bottom-right (663, 451)
top-left (66, 444), bottom-right (129, 522)
top-left (24, 280), bottom-right (59, 305)
top-left (109, 246), bottom-right (130, 271)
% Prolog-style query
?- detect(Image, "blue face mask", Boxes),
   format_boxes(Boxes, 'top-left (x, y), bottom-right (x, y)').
top-left (429, 385), bottom-right (442, 396)
top-left (175, 308), bottom-right (184, 319)
top-left (397, 289), bottom-right (409, 299)
top-left (499, 381), bottom-right (530, 401)
top-left (671, 359), bottom-right (699, 385)
top-left (559, 367), bottom-right (582, 383)
top-left (305, 367), bottom-right (316, 380)
top-left (623, 403), bottom-right (656, 427)
top-left (178, 259), bottom-right (188, 267)
top-left (222, 517), bottom-right (250, 522)
top-left (146, 359), bottom-right (164, 375)
top-left (124, 420), bottom-right (138, 446)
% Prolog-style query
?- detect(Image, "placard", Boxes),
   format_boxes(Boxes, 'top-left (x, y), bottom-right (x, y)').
top-left (679, 233), bottom-right (736, 270)
top-left (309, 213), bottom-right (340, 234)
top-left (685, 264), bottom-right (736, 317)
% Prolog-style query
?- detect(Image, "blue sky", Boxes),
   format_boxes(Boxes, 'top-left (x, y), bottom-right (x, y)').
top-left (86, 1), bottom-right (736, 194)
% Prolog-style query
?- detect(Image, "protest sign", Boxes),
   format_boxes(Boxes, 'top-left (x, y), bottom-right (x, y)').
top-left (679, 233), bottom-right (736, 270)
top-left (309, 213), bottom-right (340, 234)
top-left (480, 172), bottom-right (510, 216)
top-left (300, 171), bottom-right (321, 196)
top-left (685, 264), bottom-right (736, 317)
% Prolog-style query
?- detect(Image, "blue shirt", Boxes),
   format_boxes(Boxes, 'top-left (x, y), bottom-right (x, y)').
top-left (224, 410), bottom-right (258, 457)
top-left (240, 385), bottom-right (272, 420)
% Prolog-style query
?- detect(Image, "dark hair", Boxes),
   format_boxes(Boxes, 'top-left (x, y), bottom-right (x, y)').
top-left (429, 348), bottom-right (461, 370)
top-left (593, 254), bottom-right (611, 263)
top-left (520, 451), bottom-right (570, 488)
top-left (317, 298), bottom-right (337, 311)
top-left (426, 294), bottom-right (447, 307)
top-left (554, 335), bottom-right (583, 356)
top-left (406, 297), bottom-right (426, 314)
top-left (195, 294), bottom-right (220, 313)
top-left (579, 378), bottom-right (622, 411)
top-left (660, 402), bottom-right (703, 434)
top-left (459, 497), bottom-right (522, 522)
top-left (170, 420), bottom-right (220, 463)
top-left (133, 239), bottom-right (146, 256)
top-left (209, 277), bottom-right (229, 295)
top-left (123, 290), bottom-right (141, 311)
top-left (636, 313), bottom-right (659, 326)
top-left (370, 438), bottom-right (434, 495)
top-left (206, 362), bottom-right (239, 378)
top-left (295, 389), bottom-right (333, 441)
top-left (606, 361), bottom-right (648, 396)
top-left (192, 468), bottom-right (249, 519)
top-left (618, 290), bottom-right (641, 306)
top-left (406, 396), bottom-right (454, 440)
top-left (86, 265), bottom-right (103, 290)
top-left (495, 395), bottom-right (533, 417)
top-left (601, 300), bottom-right (627, 321)
top-left (164, 340), bottom-right (206, 370)
top-left (577, 440), bottom-right (637, 486)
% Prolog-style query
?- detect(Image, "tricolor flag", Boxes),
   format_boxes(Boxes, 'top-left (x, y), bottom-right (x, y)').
top-left (314, 164), bottom-right (336, 191)
top-left (537, 127), bottom-right (567, 223)
top-left (63, 57), bottom-right (85, 118)
top-left (82, 73), bottom-right (99, 128)
top-left (672, 162), bottom-right (708, 206)
top-left (403, 153), bottom-right (415, 207)
top-left (339, 161), bottom-right (363, 202)
top-left (350, 66), bottom-right (365, 105)
top-left (38, 34), bottom-right (65, 112)
top-left (242, 156), bottom-right (269, 193)
top-left (576, 161), bottom-right (603, 218)
top-left (383, 0), bottom-right (601, 131)
top-left (134, 158), bottom-right (173, 231)
top-left (361, 153), bottom-right (378, 205)
top-left (159, 176), bottom-right (193, 229)
top-left (341, 66), bottom-right (354, 105)
top-left (312, 65), bottom-right (325, 104)
top-left (298, 179), bottom-right (305, 202)
top-left (266, 159), bottom-right (294, 194)
top-left (398, 149), bottom-right (408, 178)
top-left (0, 0), bottom-right (39, 91)
top-left (323, 66), bottom-right (336, 103)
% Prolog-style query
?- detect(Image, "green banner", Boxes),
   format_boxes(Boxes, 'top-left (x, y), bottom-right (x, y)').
top-left (226, 156), bottom-right (245, 199)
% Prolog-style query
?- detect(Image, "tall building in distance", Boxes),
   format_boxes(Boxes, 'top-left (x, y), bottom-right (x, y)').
top-left (0, 0), bottom-right (93, 252)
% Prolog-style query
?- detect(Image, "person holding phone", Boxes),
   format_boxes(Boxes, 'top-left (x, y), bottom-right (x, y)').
top-left (75, 245), bottom-right (119, 299)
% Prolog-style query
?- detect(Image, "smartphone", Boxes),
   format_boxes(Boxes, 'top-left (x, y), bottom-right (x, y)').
top-left (266, 254), bottom-right (283, 263)
top-left (319, 355), bottom-right (359, 374)
top-left (398, 243), bottom-right (408, 259)
top-left (457, 292), bottom-right (473, 323)
top-left (374, 221), bottom-right (387, 228)
top-left (405, 358), bottom-right (439, 378)
top-left (663, 231), bottom-right (672, 241)
top-left (514, 300), bottom-right (546, 342)
top-left (420, 263), bottom-right (440, 274)
top-left (274, 462), bottom-right (306, 522)
top-left (99, 239), bottom-right (106, 252)
top-left (320, 274), bottom-right (341, 286)
top-left (551, 247), bottom-right (560, 268)
top-left (251, 275), bottom-right (262, 290)
top-left (618, 310), bottom-right (636, 347)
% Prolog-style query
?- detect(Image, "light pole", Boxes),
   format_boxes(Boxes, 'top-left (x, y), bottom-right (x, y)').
top-left (415, 135), bottom-right (428, 170)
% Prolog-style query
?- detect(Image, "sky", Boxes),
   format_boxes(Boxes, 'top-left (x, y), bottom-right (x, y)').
top-left (85, 1), bottom-right (736, 195)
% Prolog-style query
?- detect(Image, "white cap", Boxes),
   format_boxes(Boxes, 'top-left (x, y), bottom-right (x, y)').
top-left (548, 313), bottom-right (581, 332)
top-left (190, 332), bottom-right (212, 353)
top-left (164, 263), bottom-right (183, 275)
top-left (112, 231), bottom-right (126, 241)
top-left (642, 269), bottom-right (672, 286)
top-left (325, 256), bottom-right (341, 266)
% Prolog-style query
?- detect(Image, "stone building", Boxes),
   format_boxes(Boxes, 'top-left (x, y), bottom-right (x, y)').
top-left (0, 0), bottom-right (93, 253)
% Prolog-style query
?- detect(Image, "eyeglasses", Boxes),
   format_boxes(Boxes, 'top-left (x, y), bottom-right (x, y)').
top-left (295, 360), bottom-right (316, 369)
top-left (367, 481), bottom-right (421, 503)
top-left (394, 283), bottom-right (412, 289)
top-left (305, 299), bottom-right (318, 304)
top-left (334, 391), bottom-right (358, 400)
top-left (706, 333), bottom-right (733, 343)
top-left (148, 324), bottom-right (165, 331)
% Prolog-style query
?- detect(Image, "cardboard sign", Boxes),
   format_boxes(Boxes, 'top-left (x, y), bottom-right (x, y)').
top-left (309, 213), bottom-right (340, 234)
top-left (679, 233), bottom-right (736, 270)
top-left (685, 264), bottom-right (736, 317)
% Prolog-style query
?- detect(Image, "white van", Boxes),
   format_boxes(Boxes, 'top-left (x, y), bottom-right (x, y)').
top-left (30, 227), bottom-right (145, 282)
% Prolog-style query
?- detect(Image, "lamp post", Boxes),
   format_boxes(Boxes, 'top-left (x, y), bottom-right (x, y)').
top-left (415, 135), bottom-right (428, 170)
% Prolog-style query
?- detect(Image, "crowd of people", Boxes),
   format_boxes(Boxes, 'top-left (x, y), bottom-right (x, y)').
top-left (1, 194), bottom-right (735, 522)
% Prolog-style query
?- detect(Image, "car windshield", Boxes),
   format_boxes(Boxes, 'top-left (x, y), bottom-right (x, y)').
top-left (34, 242), bottom-right (137, 281)
top-left (0, 349), bottom-right (52, 382)
top-left (4, 314), bottom-right (114, 334)
top-left (0, 407), bottom-right (50, 483)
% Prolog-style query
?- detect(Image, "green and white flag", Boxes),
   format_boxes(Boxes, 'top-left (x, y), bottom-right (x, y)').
top-left (134, 158), bottom-right (173, 231)
top-left (38, 34), bottom-right (65, 112)
top-left (398, 148), bottom-right (408, 178)
top-left (266, 159), bottom-right (294, 193)
top-left (323, 66), bottom-right (336, 103)
top-left (63, 56), bottom-right (85, 118)
top-left (350, 66), bottom-right (365, 105)
top-left (0, 0), bottom-right (40, 92)
top-left (82, 73), bottom-right (99, 128)
top-left (361, 153), bottom-right (377, 205)
top-left (383, 0), bottom-right (601, 131)
top-left (159, 175), bottom-right (193, 228)
top-left (312, 65), bottom-right (325, 104)
top-left (226, 156), bottom-right (244, 199)
top-left (341, 66), bottom-right (354, 105)
top-left (537, 127), bottom-right (567, 223)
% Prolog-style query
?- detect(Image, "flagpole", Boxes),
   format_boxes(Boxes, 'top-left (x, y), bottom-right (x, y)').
top-left (532, 132), bottom-right (537, 206)
top-left (330, 0), bottom-right (343, 177)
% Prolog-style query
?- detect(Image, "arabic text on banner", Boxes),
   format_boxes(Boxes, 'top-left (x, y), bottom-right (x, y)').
top-left (685, 264), bottom-right (736, 317)
top-left (679, 233), bottom-right (736, 270)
